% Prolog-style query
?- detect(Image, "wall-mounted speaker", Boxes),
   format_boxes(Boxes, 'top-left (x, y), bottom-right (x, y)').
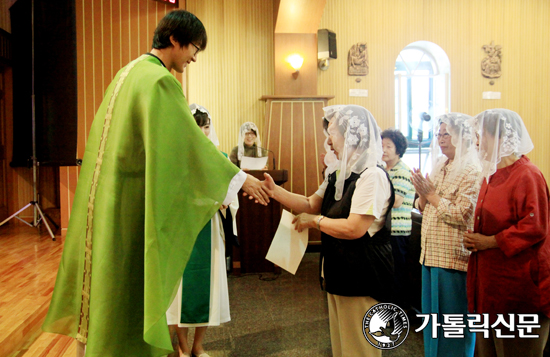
top-left (318, 29), bottom-right (337, 60)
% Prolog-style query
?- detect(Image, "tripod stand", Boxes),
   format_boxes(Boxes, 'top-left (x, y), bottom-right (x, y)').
top-left (0, 162), bottom-right (56, 240)
top-left (0, 0), bottom-right (55, 240)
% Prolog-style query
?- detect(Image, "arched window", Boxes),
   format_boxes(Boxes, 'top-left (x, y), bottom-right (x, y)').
top-left (394, 41), bottom-right (450, 172)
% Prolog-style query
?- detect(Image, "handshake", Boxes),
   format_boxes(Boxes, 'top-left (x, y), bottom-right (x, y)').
top-left (241, 172), bottom-right (277, 206)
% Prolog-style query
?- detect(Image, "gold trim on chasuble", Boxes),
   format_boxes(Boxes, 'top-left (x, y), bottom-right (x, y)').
top-left (76, 55), bottom-right (149, 343)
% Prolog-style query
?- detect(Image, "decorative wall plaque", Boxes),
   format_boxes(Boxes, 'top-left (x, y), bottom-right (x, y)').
top-left (348, 43), bottom-right (369, 76)
top-left (481, 41), bottom-right (502, 79)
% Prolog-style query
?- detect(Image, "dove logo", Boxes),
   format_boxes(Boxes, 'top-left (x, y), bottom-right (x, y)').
top-left (362, 303), bottom-right (409, 349)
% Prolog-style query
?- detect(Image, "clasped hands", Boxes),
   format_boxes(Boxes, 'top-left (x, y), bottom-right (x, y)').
top-left (411, 168), bottom-right (436, 199)
top-left (463, 230), bottom-right (498, 252)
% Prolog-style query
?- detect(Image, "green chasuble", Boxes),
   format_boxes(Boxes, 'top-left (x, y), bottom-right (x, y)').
top-left (42, 55), bottom-right (240, 357)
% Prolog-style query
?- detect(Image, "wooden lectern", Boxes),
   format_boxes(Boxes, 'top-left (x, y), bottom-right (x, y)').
top-left (232, 169), bottom-right (288, 275)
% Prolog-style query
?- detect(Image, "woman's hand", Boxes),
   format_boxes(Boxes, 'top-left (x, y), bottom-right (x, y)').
top-left (411, 168), bottom-right (435, 198)
top-left (463, 230), bottom-right (498, 252)
top-left (292, 213), bottom-right (318, 232)
top-left (261, 173), bottom-right (277, 198)
top-left (220, 204), bottom-right (228, 210)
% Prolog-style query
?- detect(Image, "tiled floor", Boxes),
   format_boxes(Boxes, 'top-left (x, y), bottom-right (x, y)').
top-left (187, 252), bottom-right (425, 357)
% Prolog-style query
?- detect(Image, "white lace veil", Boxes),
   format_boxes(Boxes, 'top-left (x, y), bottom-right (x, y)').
top-left (471, 109), bottom-right (533, 181)
top-left (322, 116), bottom-right (339, 178)
top-left (430, 113), bottom-right (480, 181)
top-left (189, 103), bottom-right (219, 146)
top-left (324, 105), bottom-right (383, 201)
top-left (237, 122), bottom-right (262, 161)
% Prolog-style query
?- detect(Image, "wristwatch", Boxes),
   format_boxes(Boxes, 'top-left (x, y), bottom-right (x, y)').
top-left (316, 215), bottom-right (324, 230)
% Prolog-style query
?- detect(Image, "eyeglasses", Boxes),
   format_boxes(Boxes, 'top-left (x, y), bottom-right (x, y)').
top-left (191, 42), bottom-right (200, 57)
top-left (436, 133), bottom-right (451, 140)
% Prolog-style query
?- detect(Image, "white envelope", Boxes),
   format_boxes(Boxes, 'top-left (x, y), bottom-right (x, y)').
top-left (265, 210), bottom-right (309, 275)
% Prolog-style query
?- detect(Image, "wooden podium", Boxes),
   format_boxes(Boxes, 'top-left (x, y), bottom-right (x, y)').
top-left (232, 169), bottom-right (288, 275)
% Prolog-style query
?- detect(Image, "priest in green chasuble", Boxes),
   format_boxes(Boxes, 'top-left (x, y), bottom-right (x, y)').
top-left (42, 10), bottom-right (269, 357)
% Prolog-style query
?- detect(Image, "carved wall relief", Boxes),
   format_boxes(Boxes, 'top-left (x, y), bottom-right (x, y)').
top-left (348, 42), bottom-right (369, 76)
top-left (481, 41), bottom-right (502, 79)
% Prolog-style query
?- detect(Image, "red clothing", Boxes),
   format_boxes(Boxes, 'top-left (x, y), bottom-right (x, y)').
top-left (467, 156), bottom-right (550, 322)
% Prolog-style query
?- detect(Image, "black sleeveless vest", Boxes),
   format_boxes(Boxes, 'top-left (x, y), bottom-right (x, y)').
top-left (320, 167), bottom-right (395, 302)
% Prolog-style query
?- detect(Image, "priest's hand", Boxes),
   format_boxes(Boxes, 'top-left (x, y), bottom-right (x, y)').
top-left (242, 174), bottom-right (270, 205)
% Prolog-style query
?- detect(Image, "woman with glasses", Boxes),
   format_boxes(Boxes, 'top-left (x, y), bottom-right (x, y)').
top-left (229, 122), bottom-right (262, 168)
top-left (464, 109), bottom-right (550, 356)
top-left (411, 113), bottom-right (481, 357)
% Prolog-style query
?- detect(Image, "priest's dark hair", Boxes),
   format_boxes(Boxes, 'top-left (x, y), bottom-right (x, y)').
top-left (381, 128), bottom-right (408, 158)
top-left (152, 10), bottom-right (208, 51)
top-left (193, 110), bottom-right (210, 128)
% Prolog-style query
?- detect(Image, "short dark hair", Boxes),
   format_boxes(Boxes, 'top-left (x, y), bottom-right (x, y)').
top-left (193, 111), bottom-right (210, 127)
top-left (152, 10), bottom-right (207, 50)
top-left (381, 129), bottom-right (408, 158)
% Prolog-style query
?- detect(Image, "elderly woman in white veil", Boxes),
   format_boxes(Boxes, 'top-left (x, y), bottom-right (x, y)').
top-left (262, 105), bottom-right (395, 357)
top-left (411, 113), bottom-right (481, 357)
top-left (463, 109), bottom-right (550, 357)
top-left (229, 122), bottom-right (262, 168)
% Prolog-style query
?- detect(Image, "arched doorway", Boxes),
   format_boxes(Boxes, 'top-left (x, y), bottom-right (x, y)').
top-left (394, 41), bottom-right (450, 172)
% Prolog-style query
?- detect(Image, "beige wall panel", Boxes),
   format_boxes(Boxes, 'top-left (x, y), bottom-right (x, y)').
top-left (275, 0), bottom-right (326, 34)
top-left (318, 0), bottom-right (550, 179)
top-left (274, 33), bottom-right (318, 96)
top-left (187, 0), bottom-right (274, 154)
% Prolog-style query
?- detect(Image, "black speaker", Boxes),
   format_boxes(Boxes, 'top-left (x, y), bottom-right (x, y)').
top-left (10, 0), bottom-right (78, 167)
top-left (318, 29), bottom-right (337, 60)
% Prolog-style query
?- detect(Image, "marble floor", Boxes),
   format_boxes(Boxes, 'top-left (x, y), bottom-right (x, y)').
top-left (188, 252), bottom-right (425, 357)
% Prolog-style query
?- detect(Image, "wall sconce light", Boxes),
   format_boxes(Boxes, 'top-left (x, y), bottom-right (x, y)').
top-left (286, 54), bottom-right (304, 79)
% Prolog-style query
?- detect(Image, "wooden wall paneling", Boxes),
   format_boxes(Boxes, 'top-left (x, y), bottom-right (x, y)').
top-left (2, 66), bottom-right (16, 219)
top-left (278, 102), bottom-right (292, 192)
top-left (306, 101), bottom-right (326, 195)
top-left (291, 101), bottom-right (305, 195)
top-left (0, 66), bottom-right (8, 220)
top-left (265, 101), bottom-right (282, 171)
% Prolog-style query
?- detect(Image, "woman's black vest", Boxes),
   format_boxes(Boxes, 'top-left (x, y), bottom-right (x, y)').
top-left (320, 167), bottom-right (395, 302)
